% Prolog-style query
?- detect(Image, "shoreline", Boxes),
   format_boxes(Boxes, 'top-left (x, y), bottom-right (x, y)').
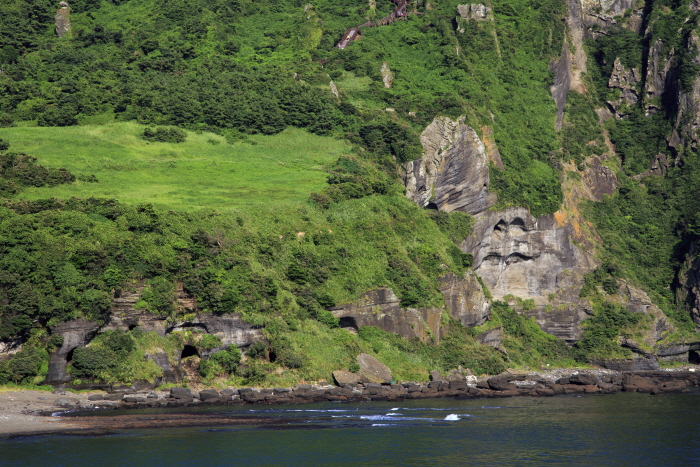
top-left (2, 368), bottom-right (698, 439)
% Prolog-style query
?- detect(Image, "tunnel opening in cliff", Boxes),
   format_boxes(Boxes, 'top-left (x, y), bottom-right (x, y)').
top-left (181, 344), bottom-right (199, 359)
top-left (689, 350), bottom-right (700, 364)
top-left (339, 316), bottom-right (359, 332)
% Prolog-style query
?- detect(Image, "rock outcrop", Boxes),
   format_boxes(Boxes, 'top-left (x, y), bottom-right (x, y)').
top-left (475, 326), bottom-right (503, 349)
top-left (55, 2), bottom-right (72, 38)
top-left (438, 271), bottom-right (490, 327)
top-left (670, 30), bottom-right (700, 153)
top-left (380, 62), bottom-right (393, 88)
top-left (461, 207), bottom-right (598, 341)
top-left (330, 287), bottom-right (443, 343)
top-left (678, 242), bottom-right (700, 330)
top-left (607, 57), bottom-right (641, 118)
top-left (46, 319), bottom-right (100, 384)
top-left (582, 156), bottom-right (617, 201)
top-left (456, 4), bottom-right (493, 21)
top-left (168, 313), bottom-right (264, 357)
top-left (644, 39), bottom-right (677, 116)
top-left (356, 353), bottom-right (392, 384)
top-left (330, 271), bottom-right (489, 342)
top-left (404, 116), bottom-right (496, 215)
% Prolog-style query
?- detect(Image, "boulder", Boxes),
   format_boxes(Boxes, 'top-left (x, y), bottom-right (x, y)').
top-left (87, 394), bottom-right (104, 401)
top-left (198, 389), bottom-right (221, 402)
top-left (123, 395), bottom-right (147, 403)
top-left (569, 373), bottom-right (598, 386)
top-left (429, 370), bottom-right (444, 382)
top-left (333, 370), bottom-right (361, 386)
top-left (356, 353), bottom-right (392, 384)
top-left (445, 369), bottom-right (466, 383)
top-left (170, 387), bottom-right (192, 399)
top-left (221, 388), bottom-right (238, 397)
top-left (622, 375), bottom-right (657, 393)
top-left (487, 377), bottom-right (516, 391)
top-left (132, 379), bottom-right (155, 392)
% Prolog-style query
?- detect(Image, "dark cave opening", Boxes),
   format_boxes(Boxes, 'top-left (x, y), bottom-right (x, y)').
top-left (181, 344), bottom-right (199, 359)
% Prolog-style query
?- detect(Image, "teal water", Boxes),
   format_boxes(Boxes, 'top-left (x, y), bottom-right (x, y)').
top-left (2, 392), bottom-right (699, 466)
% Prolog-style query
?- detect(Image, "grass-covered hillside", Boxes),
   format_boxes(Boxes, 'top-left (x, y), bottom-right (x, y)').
top-left (1, 0), bottom-right (700, 388)
top-left (2, 123), bottom-right (349, 209)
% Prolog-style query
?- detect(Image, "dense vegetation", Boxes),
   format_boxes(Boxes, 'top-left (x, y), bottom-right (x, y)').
top-left (1, 0), bottom-right (700, 388)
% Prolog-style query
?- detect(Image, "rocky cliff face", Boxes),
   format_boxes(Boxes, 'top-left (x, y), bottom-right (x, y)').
top-left (45, 284), bottom-right (263, 386)
top-left (55, 2), bottom-right (72, 39)
top-left (330, 287), bottom-right (443, 343)
top-left (678, 242), bottom-right (700, 330)
top-left (46, 319), bottom-right (100, 384)
top-left (404, 116), bottom-right (497, 215)
top-left (330, 271), bottom-right (489, 343)
top-left (461, 207), bottom-right (598, 341)
top-left (670, 30), bottom-right (700, 153)
top-left (607, 57), bottom-right (641, 118)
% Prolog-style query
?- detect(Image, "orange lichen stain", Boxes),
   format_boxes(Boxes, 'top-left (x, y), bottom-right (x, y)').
top-left (554, 210), bottom-right (568, 227)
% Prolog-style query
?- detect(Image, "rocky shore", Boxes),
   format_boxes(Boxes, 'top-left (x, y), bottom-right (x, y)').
top-left (2, 367), bottom-right (697, 439)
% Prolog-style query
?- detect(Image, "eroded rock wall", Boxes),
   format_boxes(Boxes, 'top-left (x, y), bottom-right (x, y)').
top-left (404, 116), bottom-right (496, 215)
top-left (461, 207), bottom-right (598, 341)
top-left (330, 288), bottom-right (443, 343)
top-left (330, 271), bottom-right (489, 343)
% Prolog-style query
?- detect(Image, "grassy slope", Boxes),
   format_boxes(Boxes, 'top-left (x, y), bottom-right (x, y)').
top-left (1, 122), bottom-right (350, 210)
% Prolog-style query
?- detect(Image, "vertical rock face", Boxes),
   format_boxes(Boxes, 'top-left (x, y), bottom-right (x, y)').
top-left (329, 288), bottom-right (443, 343)
top-left (551, 40), bottom-right (575, 130)
top-left (461, 207), bottom-right (598, 341)
top-left (329, 272), bottom-right (489, 342)
top-left (462, 207), bottom-right (596, 302)
top-left (644, 39), bottom-right (677, 116)
top-left (55, 2), bottom-right (72, 39)
top-left (670, 31), bottom-right (700, 152)
top-left (380, 62), bottom-right (393, 88)
top-left (46, 319), bottom-right (100, 384)
top-left (607, 57), bottom-right (641, 117)
top-left (678, 242), bottom-right (700, 330)
top-left (438, 271), bottom-right (490, 327)
top-left (404, 116), bottom-right (496, 215)
top-left (456, 4), bottom-right (493, 21)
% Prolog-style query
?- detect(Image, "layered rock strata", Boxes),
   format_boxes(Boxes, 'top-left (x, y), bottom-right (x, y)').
top-left (404, 116), bottom-right (496, 215)
top-left (330, 271), bottom-right (489, 343)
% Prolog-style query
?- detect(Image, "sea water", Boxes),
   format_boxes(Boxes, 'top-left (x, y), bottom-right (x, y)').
top-left (2, 391), bottom-right (699, 466)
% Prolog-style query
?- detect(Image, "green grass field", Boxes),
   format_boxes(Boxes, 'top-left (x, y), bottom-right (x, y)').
top-left (0, 122), bottom-right (351, 210)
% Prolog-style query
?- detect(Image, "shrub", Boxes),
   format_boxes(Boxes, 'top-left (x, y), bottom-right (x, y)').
top-left (199, 345), bottom-right (241, 378)
top-left (70, 346), bottom-right (118, 379)
top-left (246, 340), bottom-right (268, 360)
top-left (199, 334), bottom-right (223, 351)
top-left (142, 127), bottom-right (187, 143)
top-left (4, 347), bottom-right (45, 383)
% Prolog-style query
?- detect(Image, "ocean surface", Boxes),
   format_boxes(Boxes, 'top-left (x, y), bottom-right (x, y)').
top-left (2, 391), bottom-right (699, 466)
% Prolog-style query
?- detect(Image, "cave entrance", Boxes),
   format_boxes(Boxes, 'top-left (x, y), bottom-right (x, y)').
top-left (339, 317), bottom-right (359, 333)
top-left (689, 350), bottom-right (700, 365)
top-left (66, 347), bottom-right (75, 363)
top-left (181, 344), bottom-right (199, 359)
